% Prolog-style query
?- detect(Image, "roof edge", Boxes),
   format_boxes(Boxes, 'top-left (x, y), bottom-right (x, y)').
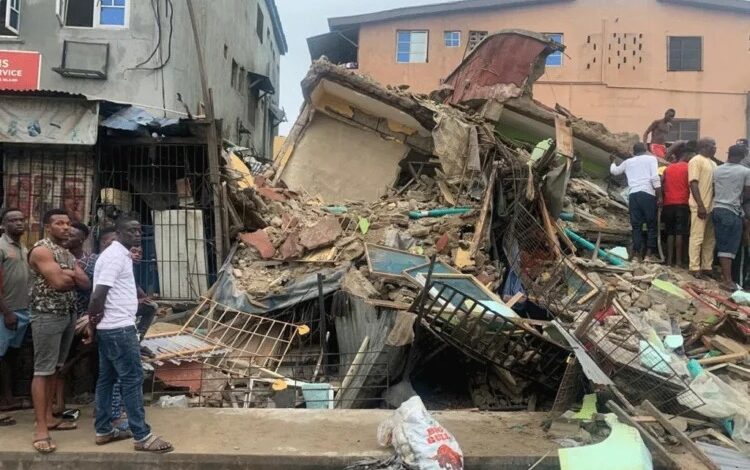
top-left (657, 0), bottom-right (750, 13)
top-left (328, 0), bottom-right (572, 29)
top-left (264, 0), bottom-right (288, 55)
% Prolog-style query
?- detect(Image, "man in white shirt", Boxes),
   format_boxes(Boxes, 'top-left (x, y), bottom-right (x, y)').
top-left (88, 217), bottom-right (173, 453)
top-left (610, 143), bottom-right (663, 262)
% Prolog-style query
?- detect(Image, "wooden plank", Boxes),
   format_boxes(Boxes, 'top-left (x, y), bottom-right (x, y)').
top-left (538, 194), bottom-right (561, 256)
top-left (605, 400), bottom-right (680, 470)
top-left (436, 179), bottom-right (456, 206)
top-left (365, 299), bottom-right (411, 310)
top-left (642, 400), bottom-right (720, 470)
top-left (726, 363), bottom-right (750, 380)
top-left (469, 163), bottom-right (497, 258)
top-left (688, 429), bottom-right (741, 453)
top-left (698, 352), bottom-right (748, 366)
top-left (710, 336), bottom-right (748, 355)
top-left (555, 221), bottom-right (577, 254)
top-left (505, 292), bottom-right (525, 309)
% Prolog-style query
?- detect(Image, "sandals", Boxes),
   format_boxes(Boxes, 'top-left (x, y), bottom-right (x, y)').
top-left (96, 428), bottom-right (133, 446)
top-left (32, 436), bottom-right (56, 454)
top-left (53, 408), bottom-right (81, 421)
top-left (134, 434), bottom-right (174, 453)
top-left (47, 420), bottom-right (78, 431)
top-left (0, 414), bottom-right (16, 426)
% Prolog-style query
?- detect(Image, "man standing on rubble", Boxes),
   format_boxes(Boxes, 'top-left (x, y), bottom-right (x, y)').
top-left (661, 142), bottom-right (695, 267)
top-left (88, 216), bottom-right (173, 453)
top-left (610, 143), bottom-right (662, 262)
top-left (643, 109), bottom-right (675, 159)
top-left (688, 138), bottom-right (718, 278)
top-left (711, 144), bottom-right (750, 290)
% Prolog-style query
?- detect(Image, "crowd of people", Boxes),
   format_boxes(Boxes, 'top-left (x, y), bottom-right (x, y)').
top-left (0, 209), bottom-right (172, 454)
top-left (614, 108), bottom-right (750, 291)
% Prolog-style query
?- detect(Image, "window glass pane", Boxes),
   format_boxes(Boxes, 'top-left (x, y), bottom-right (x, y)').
top-left (100, 6), bottom-right (124, 25)
top-left (397, 52), bottom-right (410, 63)
top-left (411, 51), bottom-right (427, 63)
top-left (410, 42), bottom-right (427, 54)
top-left (397, 31), bottom-right (410, 42)
top-left (546, 53), bottom-right (562, 66)
top-left (411, 32), bottom-right (427, 44)
top-left (114, 0), bottom-right (126, 5)
top-left (397, 42), bottom-right (410, 54)
top-left (100, 0), bottom-right (114, 5)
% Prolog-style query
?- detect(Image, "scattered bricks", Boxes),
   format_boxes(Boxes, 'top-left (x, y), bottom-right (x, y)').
top-left (299, 216), bottom-right (343, 251)
top-left (239, 230), bottom-right (275, 259)
top-left (436, 233), bottom-right (450, 253)
top-left (257, 186), bottom-right (288, 202)
top-left (281, 214), bottom-right (299, 231)
top-left (279, 232), bottom-right (303, 260)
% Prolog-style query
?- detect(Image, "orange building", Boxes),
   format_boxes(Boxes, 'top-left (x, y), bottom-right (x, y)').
top-left (308, 0), bottom-right (750, 154)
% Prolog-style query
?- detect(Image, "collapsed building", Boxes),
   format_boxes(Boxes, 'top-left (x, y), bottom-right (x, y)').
top-left (21, 29), bottom-right (747, 467)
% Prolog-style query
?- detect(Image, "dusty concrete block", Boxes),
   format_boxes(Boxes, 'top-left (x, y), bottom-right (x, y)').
top-left (299, 216), bottom-right (343, 251)
top-left (279, 232), bottom-right (303, 260)
top-left (239, 230), bottom-right (275, 259)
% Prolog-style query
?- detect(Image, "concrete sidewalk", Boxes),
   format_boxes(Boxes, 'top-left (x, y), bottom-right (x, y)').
top-left (0, 407), bottom-right (701, 469)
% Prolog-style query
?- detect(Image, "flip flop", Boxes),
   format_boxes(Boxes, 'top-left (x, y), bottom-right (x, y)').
top-left (32, 437), bottom-right (56, 454)
top-left (0, 415), bottom-right (16, 426)
top-left (96, 428), bottom-right (133, 446)
top-left (134, 435), bottom-right (174, 453)
top-left (47, 420), bottom-right (78, 431)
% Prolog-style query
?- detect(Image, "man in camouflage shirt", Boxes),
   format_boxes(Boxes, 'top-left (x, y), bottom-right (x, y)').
top-left (27, 209), bottom-right (89, 453)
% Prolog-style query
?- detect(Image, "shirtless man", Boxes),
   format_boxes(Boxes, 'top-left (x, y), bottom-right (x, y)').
top-left (643, 109), bottom-right (676, 159)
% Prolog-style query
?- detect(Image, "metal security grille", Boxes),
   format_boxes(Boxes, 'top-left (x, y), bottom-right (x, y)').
top-left (0, 144), bottom-right (94, 246)
top-left (95, 141), bottom-right (217, 300)
top-left (418, 280), bottom-right (571, 390)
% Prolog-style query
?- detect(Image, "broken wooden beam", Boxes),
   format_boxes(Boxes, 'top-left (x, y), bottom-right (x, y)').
top-left (641, 400), bottom-right (720, 470)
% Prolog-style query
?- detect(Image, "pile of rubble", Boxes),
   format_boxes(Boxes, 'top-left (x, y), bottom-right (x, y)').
top-left (143, 30), bottom-right (750, 468)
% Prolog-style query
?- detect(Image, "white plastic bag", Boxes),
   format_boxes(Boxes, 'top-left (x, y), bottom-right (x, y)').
top-left (377, 396), bottom-right (464, 470)
top-left (155, 395), bottom-right (188, 408)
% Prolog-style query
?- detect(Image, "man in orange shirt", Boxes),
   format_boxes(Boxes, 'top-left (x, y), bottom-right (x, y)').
top-left (661, 143), bottom-right (694, 267)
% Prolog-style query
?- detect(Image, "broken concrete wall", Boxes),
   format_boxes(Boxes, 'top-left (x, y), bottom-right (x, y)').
top-left (282, 113), bottom-right (407, 201)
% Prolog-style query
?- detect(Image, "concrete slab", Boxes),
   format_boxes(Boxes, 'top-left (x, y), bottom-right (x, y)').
top-left (0, 407), bottom-right (704, 469)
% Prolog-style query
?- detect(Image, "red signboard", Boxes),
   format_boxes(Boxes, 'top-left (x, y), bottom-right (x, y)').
top-left (0, 50), bottom-right (41, 90)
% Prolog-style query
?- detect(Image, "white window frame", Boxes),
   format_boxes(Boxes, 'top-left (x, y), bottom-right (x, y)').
top-left (55, 0), bottom-right (67, 25)
top-left (544, 33), bottom-right (564, 67)
top-left (3, 0), bottom-right (20, 35)
top-left (94, 0), bottom-right (129, 29)
top-left (61, 0), bottom-right (129, 29)
top-left (396, 30), bottom-right (428, 64)
top-left (444, 31), bottom-right (460, 48)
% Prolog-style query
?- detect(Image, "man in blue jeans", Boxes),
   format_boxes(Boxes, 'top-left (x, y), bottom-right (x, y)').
top-left (87, 216), bottom-right (173, 452)
top-left (610, 143), bottom-right (663, 262)
top-left (712, 144), bottom-right (750, 291)
top-left (0, 208), bottom-right (30, 426)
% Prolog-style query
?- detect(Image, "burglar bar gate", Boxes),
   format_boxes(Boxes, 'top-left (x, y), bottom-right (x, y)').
top-left (95, 141), bottom-right (218, 301)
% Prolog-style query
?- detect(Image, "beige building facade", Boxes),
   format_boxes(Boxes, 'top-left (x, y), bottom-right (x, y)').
top-left (310, 0), bottom-right (750, 155)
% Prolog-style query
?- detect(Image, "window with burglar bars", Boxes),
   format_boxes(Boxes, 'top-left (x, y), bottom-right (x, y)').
top-left (668, 36), bottom-right (702, 71)
top-left (0, 141), bottom-right (218, 302)
top-left (666, 119), bottom-right (700, 141)
top-left (0, 145), bottom-right (93, 246)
